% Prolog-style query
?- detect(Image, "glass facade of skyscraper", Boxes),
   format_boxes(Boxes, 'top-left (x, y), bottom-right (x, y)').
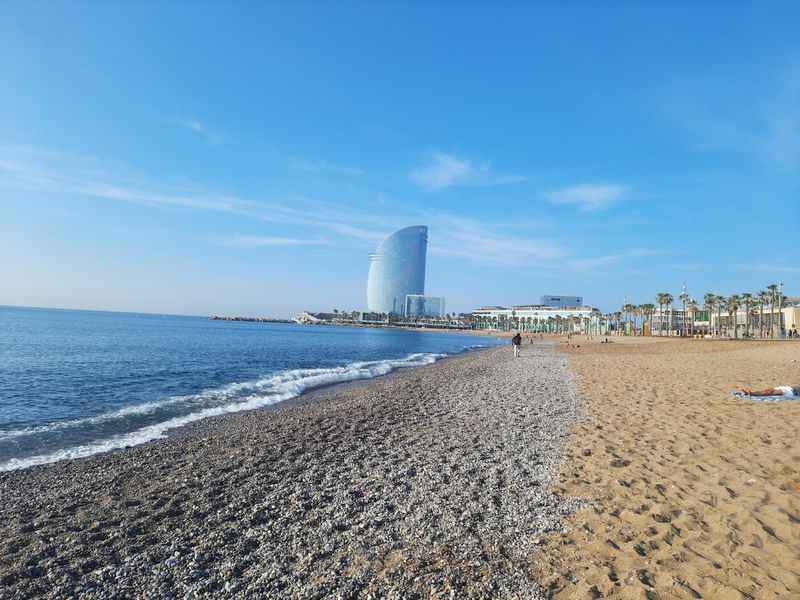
top-left (366, 226), bottom-right (428, 314)
top-left (541, 295), bottom-right (583, 308)
top-left (404, 294), bottom-right (445, 318)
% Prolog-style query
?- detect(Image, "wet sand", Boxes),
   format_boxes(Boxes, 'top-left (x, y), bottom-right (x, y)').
top-left (537, 337), bottom-right (800, 599)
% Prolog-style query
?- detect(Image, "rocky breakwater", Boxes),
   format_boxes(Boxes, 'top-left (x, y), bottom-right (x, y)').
top-left (0, 344), bottom-right (583, 599)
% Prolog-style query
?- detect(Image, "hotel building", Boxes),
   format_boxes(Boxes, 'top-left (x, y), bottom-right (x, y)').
top-left (366, 226), bottom-right (428, 315)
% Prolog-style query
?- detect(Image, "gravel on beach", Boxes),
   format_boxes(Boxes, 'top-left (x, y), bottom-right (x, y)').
top-left (0, 344), bottom-right (583, 599)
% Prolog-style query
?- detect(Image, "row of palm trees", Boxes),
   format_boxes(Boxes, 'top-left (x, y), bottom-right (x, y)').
top-left (607, 283), bottom-right (786, 338)
top-left (470, 312), bottom-right (600, 334)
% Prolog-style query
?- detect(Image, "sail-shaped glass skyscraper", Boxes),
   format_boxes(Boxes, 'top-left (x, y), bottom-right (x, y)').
top-left (366, 225), bottom-right (428, 314)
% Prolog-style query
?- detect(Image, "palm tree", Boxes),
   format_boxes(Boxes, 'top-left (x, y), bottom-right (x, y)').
top-left (686, 298), bottom-right (698, 336)
top-left (621, 303), bottom-right (633, 335)
top-left (766, 284), bottom-right (779, 338)
top-left (740, 293), bottom-right (753, 338)
top-left (655, 293), bottom-right (668, 336)
top-left (664, 293), bottom-right (674, 336)
top-left (757, 290), bottom-right (769, 338)
top-left (726, 295), bottom-right (740, 338)
top-left (679, 290), bottom-right (690, 337)
top-left (611, 311), bottom-right (620, 334)
top-left (703, 293), bottom-right (716, 336)
top-left (655, 293), bottom-right (675, 336)
top-left (774, 286), bottom-right (785, 337)
top-left (715, 295), bottom-right (726, 338)
top-left (639, 303), bottom-right (654, 336)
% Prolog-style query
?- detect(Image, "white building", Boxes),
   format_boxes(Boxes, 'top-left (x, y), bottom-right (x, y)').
top-left (471, 304), bottom-right (601, 333)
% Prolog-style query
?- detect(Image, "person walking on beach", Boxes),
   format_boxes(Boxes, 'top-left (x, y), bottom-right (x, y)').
top-left (511, 332), bottom-right (522, 358)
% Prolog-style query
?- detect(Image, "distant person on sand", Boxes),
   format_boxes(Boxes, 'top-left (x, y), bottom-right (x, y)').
top-left (737, 385), bottom-right (800, 398)
top-left (511, 333), bottom-right (522, 358)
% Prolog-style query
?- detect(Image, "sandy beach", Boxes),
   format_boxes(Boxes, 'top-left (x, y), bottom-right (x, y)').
top-left (537, 337), bottom-right (800, 598)
top-left (3, 337), bottom-right (799, 598)
top-left (0, 344), bottom-right (582, 599)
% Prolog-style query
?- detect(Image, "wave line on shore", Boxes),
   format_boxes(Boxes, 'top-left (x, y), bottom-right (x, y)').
top-left (0, 350), bottom-right (460, 472)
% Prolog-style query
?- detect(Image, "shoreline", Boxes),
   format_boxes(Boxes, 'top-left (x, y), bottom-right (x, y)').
top-left (0, 342), bottom-right (581, 598)
top-left (0, 341), bottom-right (501, 474)
top-left (170, 343), bottom-right (498, 438)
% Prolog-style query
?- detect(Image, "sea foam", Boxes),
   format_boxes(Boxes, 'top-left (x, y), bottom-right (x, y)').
top-left (0, 351), bottom-right (451, 472)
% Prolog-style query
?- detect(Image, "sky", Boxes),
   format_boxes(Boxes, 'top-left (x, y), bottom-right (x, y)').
top-left (1, 2), bottom-right (798, 317)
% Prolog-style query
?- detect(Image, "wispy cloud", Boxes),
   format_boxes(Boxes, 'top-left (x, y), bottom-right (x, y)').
top-left (290, 158), bottom-right (365, 177)
top-left (762, 63), bottom-right (800, 169)
top-left (216, 235), bottom-right (331, 248)
top-left (0, 154), bottom-right (242, 213)
top-left (737, 262), bottom-right (800, 275)
top-left (664, 62), bottom-right (800, 170)
top-left (324, 223), bottom-right (387, 242)
top-left (0, 146), bottom-right (384, 241)
top-left (546, 183), bottom-right (628, 211)
top-left (425, 213), bottom-right (565, 267)
top-left (0, 146), bottom-right (653, 273)
top-left (566, 248), bottom-right (659, 272)
top-left (170, 117), bottom-right (228, 144)
top-left (409, 152), bottom-right (527, 191)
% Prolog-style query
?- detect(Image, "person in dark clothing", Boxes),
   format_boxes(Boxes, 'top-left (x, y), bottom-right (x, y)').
top-left (511, 333), bottom-right (522, 358)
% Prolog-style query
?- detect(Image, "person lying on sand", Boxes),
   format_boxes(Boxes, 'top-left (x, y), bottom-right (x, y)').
top-left (737, 385), bottom-right (800, 397)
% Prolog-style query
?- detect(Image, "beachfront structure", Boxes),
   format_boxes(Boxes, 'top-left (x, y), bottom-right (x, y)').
top-left (366, 225), bottom-right (428, 315)
top-left (541, 295), bottom-right (583, 308)
top-left (644, 300), bottom-right (798, 337)
top-left (471, 304), bottom-right (602, 333)
top-left (404, 294), bottom-right (445, 318)
top-left (649, 307), bottom-right (690, 335)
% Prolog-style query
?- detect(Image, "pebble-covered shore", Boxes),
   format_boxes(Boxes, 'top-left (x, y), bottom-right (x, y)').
top-left (0, 344), bottom-right (582, 599)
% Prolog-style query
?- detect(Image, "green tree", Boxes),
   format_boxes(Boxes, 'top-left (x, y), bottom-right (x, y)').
top-left (766, 284), bottom-right (779, 338)
top-left (757, 290), bottom-right (769, 338)
top-left (664, 293), bottom-right (674, 335)
top-left (726, 295), bottom-right (740, 338)
top-left (703, 293), bottom-right (716, 336)
top-left (715, 295), bottom-right (726, 338)
top-left (639, 303), bottom-right (654, 336)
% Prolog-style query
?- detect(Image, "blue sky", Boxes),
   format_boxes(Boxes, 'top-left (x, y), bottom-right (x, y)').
top-left (2, 2), bottom-right (798, 317)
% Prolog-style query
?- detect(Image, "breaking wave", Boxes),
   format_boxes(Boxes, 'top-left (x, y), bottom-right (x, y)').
top-left (0, 351), bottom-right (456, 472)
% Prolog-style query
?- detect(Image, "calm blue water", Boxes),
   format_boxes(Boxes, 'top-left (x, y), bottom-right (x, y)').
top-left (0, 306), bottom-right (500, 471)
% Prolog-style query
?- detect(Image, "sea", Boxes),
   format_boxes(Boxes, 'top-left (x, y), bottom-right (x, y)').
top-left (0, 306), bottom-right (501, 472)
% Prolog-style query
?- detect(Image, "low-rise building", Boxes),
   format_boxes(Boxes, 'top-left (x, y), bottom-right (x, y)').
top-left (541, 295), bottom-right (583, 308)
top-left (471, 304), bottom-right (601, 333)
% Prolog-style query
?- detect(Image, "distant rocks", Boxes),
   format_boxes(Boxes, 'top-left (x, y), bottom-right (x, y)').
top-left (208, 315), bottom-right (294, 323)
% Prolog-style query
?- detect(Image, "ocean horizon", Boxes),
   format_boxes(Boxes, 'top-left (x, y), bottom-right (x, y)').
top-left (0, 305), bottom-right (501, 472)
